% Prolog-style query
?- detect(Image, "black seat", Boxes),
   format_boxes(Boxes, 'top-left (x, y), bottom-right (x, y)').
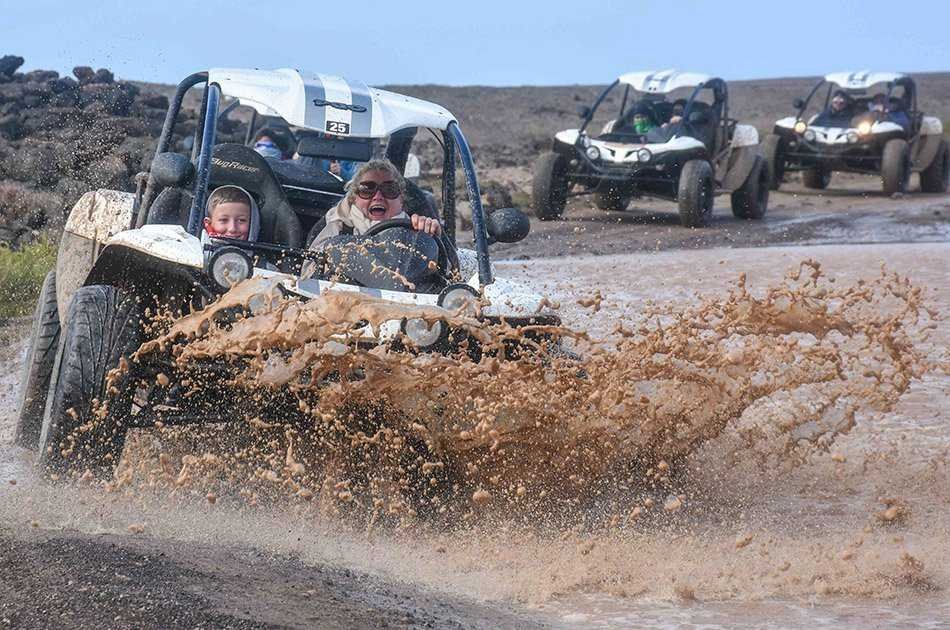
top-left (684, 102), bottom-right (719, 152)
top-left (146, 187), bottom-right (193, 227)
top-left (208, 144), bottom-right (305, 248)
top-left (266, 157), bottom-right (345, 194)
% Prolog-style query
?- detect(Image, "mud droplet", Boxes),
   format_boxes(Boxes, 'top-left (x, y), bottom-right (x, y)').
top-left (472, 489), bottom-right (491, 504)
top-left (128, 523), bottom-right (145, 534)
top-left (735, 533), bottom-right (754, 549)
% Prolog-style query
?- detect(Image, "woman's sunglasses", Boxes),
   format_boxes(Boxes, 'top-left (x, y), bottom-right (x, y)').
top-left (355, 180), bottom-right (401, 200)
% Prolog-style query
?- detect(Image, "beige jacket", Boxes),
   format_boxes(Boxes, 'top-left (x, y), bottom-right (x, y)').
top-left (310, 196), bottom-right (408, 250)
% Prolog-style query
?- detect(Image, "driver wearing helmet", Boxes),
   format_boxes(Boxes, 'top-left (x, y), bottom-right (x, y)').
top-left (309, 159), bottom-right (441, 251)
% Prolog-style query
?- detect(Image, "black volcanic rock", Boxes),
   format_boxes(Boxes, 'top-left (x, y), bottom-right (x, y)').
top-left (93, 68), bottom-right (114, 84)
top-left (0, 55), bottom-right (24, 79)
top-left (72, 66), bottom-right (95, 84)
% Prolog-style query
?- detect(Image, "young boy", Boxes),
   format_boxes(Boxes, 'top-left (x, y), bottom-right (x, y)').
top-left (203, 186), bottom-right (258, 241)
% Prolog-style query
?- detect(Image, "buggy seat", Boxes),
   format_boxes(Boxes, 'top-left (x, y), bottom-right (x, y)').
top-left (206, 144), bottom-right (305, 248)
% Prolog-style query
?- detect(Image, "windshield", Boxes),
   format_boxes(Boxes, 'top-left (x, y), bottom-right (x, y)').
top-left (589, 83), bottom-right (708, 143)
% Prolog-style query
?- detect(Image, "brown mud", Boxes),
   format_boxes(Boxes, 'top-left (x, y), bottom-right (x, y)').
top-left (3, 237), bottom-right (948, 628)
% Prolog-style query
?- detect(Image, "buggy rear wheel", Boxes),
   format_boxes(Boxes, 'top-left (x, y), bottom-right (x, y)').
top-left (881, 138), bottom-right (910, 195)
top-left (593, 187), bottom-right (629, 212)
top-left (731, 155), bottom-right (769, 220)
top-left (38, 285), bottom-right (143, 478)
top-left (532, 152), bottom-right (569, 221)
top-left (920, 139), bottom-right (949, 193)
top-left (802, 167), bottom-right (831, 190)
top-left (761, 134), bottom-right (784, 191)
top-left (13, 271), bottom-right (60, 449)
top-left (677, 160), bottom-right (714, 228)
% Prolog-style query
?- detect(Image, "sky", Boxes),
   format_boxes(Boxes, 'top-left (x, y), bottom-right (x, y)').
top-left (4, 0), bottom-right (948, 87)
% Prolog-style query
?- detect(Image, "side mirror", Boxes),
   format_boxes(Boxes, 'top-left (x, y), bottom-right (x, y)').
top-left (793, 98), bottom-right (805, 109)
top-left (577, 105), bottom-right (592, 119)
top-left (487, 207), bottom-right (530, 244)
top-left (150, 152), bottom-right (194, 187)
top-left (688, 110), bottom-right (709, 125)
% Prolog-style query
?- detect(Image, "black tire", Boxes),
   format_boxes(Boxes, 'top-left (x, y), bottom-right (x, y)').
top-left (920, 139), bottom-right (949, 193)
top-left (38, 285), bottom-right (143, 477)
top-left (881, 138), bottom-right (910, 195)
top-left (593, 188), bottom-right (628, 212)
top-left (532, 152), bottom-right (569, 221)
top-left (761, 134), bottom-right (784, 191)
top-left (802, 167), bottom-right (831, 190)
top-left (677, 160), bottom-right (715, 228)
top-left (731, 155), bottom-right (770, 220)
top-left (12, 271), bottom-right (60, 449)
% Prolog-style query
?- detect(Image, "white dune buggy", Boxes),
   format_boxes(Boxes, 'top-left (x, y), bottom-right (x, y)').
top-left (763, 71), bottom-right (948, 194)
top-left (533, 70), bottom-right (769, 227)
top-left (13, 68), bottom-right (549, 476)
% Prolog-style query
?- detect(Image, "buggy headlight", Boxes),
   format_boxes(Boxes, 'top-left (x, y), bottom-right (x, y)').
top-left (209, 246), bottom-right (253, 291)
top-left (401, 317), bottom-right (444, 348)
top-left (846, 130), bottom-right (859, 143)
top-left (857, 121), bottom-right (873, 135)
top-left (803, 128), bottom-right (817, 142)
top-left (438, 283), bottom-right (480, 317)
top-left (794, 120), bottom-right (807, 134)
top-left (585, 146), bottom-right (600, 160)
top-left (637, 148), bottom-right (652, 162)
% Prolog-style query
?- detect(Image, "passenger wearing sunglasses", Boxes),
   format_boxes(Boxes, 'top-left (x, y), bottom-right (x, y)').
top-left (309, 159), bottom-right (441, 250)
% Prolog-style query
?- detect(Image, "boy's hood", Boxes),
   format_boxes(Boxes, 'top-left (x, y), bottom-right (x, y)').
top-left (204, 185), bottom-right (261, 241)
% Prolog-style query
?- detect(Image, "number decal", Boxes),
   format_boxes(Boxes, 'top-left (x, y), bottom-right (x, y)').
top-left (326, 121), bottom-right (351, 135)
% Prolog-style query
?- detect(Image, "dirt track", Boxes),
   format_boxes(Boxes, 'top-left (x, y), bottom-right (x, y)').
top-left (481, 172), bottom-right (950, 259)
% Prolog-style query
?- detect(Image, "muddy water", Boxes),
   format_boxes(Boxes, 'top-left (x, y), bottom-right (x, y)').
top-left (1, 242), bottom-right (948, 628)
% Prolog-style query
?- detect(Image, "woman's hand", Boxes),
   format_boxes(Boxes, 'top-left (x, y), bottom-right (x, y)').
top-left (411, 214), bottom-right (442, 236)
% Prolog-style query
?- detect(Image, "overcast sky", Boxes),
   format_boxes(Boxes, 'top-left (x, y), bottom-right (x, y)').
top-left (5, 0), bottom-right (948, 86)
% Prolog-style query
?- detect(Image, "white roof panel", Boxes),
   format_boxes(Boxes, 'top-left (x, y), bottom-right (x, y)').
top-left (207, 68), bottom-right (456, 138)
top-left (618, 69), bottom-right (712, 93)
top-left (824, 70), bottom-right (907, 90)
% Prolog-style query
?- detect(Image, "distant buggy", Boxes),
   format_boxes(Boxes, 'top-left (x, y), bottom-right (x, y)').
top-left (763, 71), bottom-right (948, 194)
top-left (533, 70), bottom-right (769, 227)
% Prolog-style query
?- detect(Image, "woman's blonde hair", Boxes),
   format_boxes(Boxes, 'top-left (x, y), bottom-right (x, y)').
top-left (345, 159), bottom-right (406, 203)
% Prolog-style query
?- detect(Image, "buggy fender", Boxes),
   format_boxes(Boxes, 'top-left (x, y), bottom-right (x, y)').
top-left (56, 190), bottom-right (135, 322)
top-left (911, 132), bottom-right (943, 172)
top-left (720, 144), bottom-right (760, 191)
top-left (920, 116), bottom-right (943, 136)
top-left (731, 124), bottom-right (759, 148)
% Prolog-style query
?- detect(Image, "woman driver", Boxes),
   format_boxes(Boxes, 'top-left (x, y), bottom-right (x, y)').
top-left (309, 159), bottom-right (441, 250)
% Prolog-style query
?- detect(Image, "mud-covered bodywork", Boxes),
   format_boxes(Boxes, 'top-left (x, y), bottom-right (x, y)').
top-left (17, 67), bottom-right (545, 478)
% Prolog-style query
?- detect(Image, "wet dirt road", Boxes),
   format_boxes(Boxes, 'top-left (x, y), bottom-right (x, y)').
top-left (1, 181), bottom-right (949, 628)
top-left (484, 175), bottom-right (950, 259)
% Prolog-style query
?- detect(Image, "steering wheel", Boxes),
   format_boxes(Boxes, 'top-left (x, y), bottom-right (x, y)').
top-left (362, 218), bottom-right (453, 275)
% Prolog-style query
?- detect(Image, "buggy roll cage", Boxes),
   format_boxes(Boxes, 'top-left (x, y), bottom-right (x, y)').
top-left (577, 77), bottom-right (729, 143)
top-left (132, 72), bottom-right (494, 285)
top-left (793, 76), bottom-right (918, 124)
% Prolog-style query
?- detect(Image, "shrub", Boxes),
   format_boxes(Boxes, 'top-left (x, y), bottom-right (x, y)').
top-left (0, 239), bottom-right (56, 319)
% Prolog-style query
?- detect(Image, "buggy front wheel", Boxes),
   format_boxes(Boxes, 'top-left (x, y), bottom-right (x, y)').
top-left (731, 155), bottom-right (769, 220)
top-left (881, 138), bottom-right (910, 195)
top-left (38, 285), bottom-right (143, 478)
top-left (802, 167), bottom-right (831, 190)
top-left (532, 152), bottom-right (569, 221)
top-left (761, 134), bottom-right (784, 191)
top-left (919, 139), bottom-right (949, 193)
top-left (677, 160), bottom-right (714, 228)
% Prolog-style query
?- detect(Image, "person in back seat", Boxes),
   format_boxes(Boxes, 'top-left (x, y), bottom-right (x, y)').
top-left (253, 128), bottom-right (285, 160)
top-left (202, 185), bottom-right (260, 242)
top-left (308, 159), bottom-right (440, 251)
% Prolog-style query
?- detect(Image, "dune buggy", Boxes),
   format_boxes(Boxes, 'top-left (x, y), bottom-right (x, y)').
top-left (533, 70), bottom-right (769, 227)
top-left (13, 68), bottom-right (548, 476)
top-left (763, 71), bottom-right (948, 194)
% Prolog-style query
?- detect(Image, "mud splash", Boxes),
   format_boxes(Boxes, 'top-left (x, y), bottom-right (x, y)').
top-left (78, 258), bottom-right (932, 533)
